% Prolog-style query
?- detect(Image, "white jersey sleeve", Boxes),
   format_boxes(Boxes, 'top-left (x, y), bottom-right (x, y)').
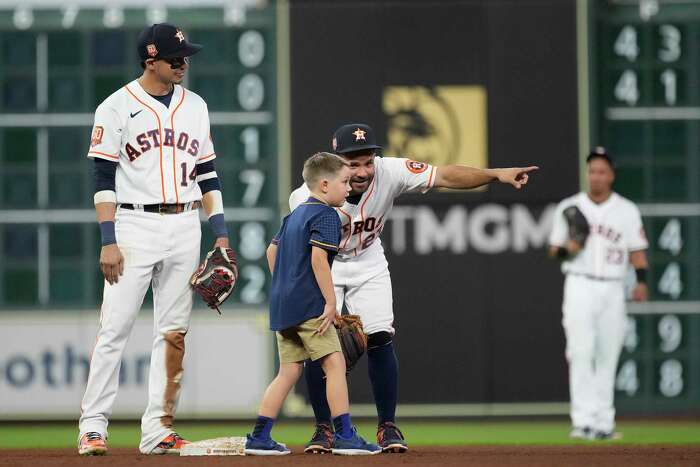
top-left (87, 101), bottom-right (123, 162)
top-left (381, 156), bottom-right (436, 196)
top-left (289, 183), bottom-right (311, 211)
top-left (623, 202), bottom-right (649, 252)
top-left (196, 108), bottom-right (216, 165)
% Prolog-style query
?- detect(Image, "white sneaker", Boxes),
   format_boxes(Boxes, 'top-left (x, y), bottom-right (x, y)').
top-left (569, 426), bottom-right (592, 440)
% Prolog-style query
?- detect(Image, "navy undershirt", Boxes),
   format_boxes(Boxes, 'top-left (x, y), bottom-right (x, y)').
top-left (148, 87), bottom-right (174, 108)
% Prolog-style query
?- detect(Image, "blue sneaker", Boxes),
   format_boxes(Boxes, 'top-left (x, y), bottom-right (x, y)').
top-left (331, 427), bottom-right (381, 456)
top-left (244, 434), bottom-right (291, 456)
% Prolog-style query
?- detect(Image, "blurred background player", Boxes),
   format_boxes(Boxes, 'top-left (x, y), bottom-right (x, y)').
top-left (78, 23), bottom-right (231, 455)
top-left (245, 153), bottom-right (379, 456)
top-left (290, 123), bottom-right (538, 453)
top-left (548, 147), bottom-right (649, 440)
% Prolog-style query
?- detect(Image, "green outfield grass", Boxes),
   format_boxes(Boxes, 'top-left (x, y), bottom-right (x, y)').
top-left (1, 420), bottom-right (698, 449)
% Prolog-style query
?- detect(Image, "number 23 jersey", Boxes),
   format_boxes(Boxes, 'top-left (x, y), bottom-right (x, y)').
top-left (289, 157), bottom-right (436, 259)
top-left (86, 79), bottom-right (216, 205)
top-left (549, 192), bottom-right (648, 280)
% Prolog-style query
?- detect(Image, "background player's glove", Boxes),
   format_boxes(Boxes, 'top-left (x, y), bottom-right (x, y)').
top-left (335, 314), bottom-right (367, 372)
top-left (563, 206), bottom-right (590, 248)
top-left (190, 247), bottom-right (238, 314)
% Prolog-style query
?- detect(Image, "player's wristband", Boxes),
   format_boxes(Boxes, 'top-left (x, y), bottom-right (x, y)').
top-left (99, 221), bottom-right (116, 246)
top-left (555, 246), bottom-right (569, 260)
top-left (635, 267), bottom-right (648, 284)
top-left (208, 213), bottom-right (228, 238)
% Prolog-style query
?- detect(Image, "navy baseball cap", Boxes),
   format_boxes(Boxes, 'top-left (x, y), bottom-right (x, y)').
top-left (137, 23), bottom-right (202, 61)
top-left (586, 146), bottom-right (615, 169)
top-left (331, 123), bottom-right (382, 154)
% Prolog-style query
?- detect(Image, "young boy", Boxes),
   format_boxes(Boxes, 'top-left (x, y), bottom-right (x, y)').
top-left (244, 152), bottom-right (380, 456)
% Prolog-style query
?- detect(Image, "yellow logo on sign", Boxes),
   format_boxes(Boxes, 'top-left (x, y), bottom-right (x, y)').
top-left (383, 85), bottom-right (487, 170)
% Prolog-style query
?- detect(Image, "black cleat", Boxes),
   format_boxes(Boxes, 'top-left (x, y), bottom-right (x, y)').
top-left (304, 423), bottom-right (334, 454)
top-left (377, 421), bottom-right (408, 453)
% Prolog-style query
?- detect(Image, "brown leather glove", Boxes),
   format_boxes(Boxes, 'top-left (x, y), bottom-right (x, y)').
top-left (335, 314), bottom-right (368, 372)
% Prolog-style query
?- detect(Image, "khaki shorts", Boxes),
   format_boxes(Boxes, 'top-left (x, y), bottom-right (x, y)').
top-left (276, 317), bottom-right (342, 363)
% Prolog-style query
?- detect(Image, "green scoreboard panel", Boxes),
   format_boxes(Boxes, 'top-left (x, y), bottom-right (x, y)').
top-left (590, 0), bottom-right (700, 413)
top-left (0, 2), bottom-right (284, 308)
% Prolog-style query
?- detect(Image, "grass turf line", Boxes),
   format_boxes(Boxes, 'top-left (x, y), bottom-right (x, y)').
top-left (1, 421), bottom-right (699, 449)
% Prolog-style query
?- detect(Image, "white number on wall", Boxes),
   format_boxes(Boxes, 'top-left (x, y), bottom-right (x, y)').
top-left (658, 314), bottom-right (682, 353)
top-left (240, 265), bottom-right (266, 304)
top-left (614, 70), bottom-right (639, 105)
top-left (658, 218), bottom-right (682, 256)
top-left (61, 5), bottom-right (80, 29)
top-left (13, 6), bottom-right (33, 29)
top-left (241, 127), bottom-right (260, 164)
top-left (238, 74), bottom-right (265, 111)
top-left (239, 222), bottom-right (266, 261)
top-left (239, 30), bottom-right (265, 68)
top-left (623, 316), bottom-right (638, 352)
top-left (660, 69), bottom-right (677, 105)
top-left (658, 24), bottom-right (681, 62)
top-left (239, 169), bottom-right (265, 207)
top-left (614, 26), bottom-right (639, 62)
top-left (659, 359), bottom-right (683, 397)
top-left (616, 360), bottom-right (639, 396)
top-left (658, 262), bottom-right (683, 299)
top-left (103, 6), bottom-right (124, 28)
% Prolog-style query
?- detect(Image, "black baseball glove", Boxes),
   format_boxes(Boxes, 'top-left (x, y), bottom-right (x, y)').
top-left (190, 247), bottom-right (238, 314)
top-left (335, 314), bottom-right (367, 372)
top-left (563, 205), bottom-right (590, 247)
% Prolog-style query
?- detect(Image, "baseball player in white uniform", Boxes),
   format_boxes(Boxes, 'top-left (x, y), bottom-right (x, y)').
top-left (78, 23), bottom-right (232, 456)
top-left (292, 123), bottom-right (538, 454)
top-left (548, 147), bottom-right (648, 441)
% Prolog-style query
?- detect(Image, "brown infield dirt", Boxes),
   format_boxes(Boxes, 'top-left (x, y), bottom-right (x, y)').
top-left (1, 446), bottom-right (700, 467)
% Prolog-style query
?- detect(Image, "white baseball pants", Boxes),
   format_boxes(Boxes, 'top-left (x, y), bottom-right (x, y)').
top-left (562, 274), bottom-right (626, 433)
top-left (78, 207), bottom-right (201, 453)
top-left (332, 241), bottom-right (395, 335)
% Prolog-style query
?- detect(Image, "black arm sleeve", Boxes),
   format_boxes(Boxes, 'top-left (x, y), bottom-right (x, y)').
top-left (93, 158), bottom-right (118, 192)
top-left (196, 159), bottom-right (222, 194)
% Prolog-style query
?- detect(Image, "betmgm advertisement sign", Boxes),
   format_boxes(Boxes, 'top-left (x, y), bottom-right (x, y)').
top-left (383, 85), bottom-right (487, 170)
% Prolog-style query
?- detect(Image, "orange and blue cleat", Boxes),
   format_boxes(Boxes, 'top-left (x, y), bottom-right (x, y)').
top-left (78, 432), bottom-right (107, 456)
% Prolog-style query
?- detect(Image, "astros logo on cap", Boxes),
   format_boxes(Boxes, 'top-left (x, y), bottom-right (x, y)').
top-left (353, 128), bottom-right (366, 141)
top-left (332, 137), bottom-right (338, 151)
top-left (146, 44), bottom-right (158, 57)
top-left (175, 30), bottom-right (185, 42)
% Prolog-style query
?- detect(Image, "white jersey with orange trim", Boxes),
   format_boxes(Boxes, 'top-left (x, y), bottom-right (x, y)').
top-left (79, 78), bottom-right (211, 453)
top-left (548, 192), bottom-right (648, 280)
top-left (289, 156), bottom-right (435, 260)
top-left (289, 156), bottom-right (435, 335)
top-left (87, 79), bottom-right (215, 205)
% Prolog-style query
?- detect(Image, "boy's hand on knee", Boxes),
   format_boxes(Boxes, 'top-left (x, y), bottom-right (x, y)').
top-left (315, 304), bottom-right (337, 335)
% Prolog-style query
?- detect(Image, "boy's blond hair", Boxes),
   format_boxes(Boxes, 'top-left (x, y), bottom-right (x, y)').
top-left (302, 152), bottom-right (349, 188)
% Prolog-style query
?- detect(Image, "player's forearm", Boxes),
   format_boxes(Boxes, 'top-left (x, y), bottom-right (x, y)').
top-left (95, 202), bottom-right (116, 223)
top-left (311, 247), bottom-right (336, 307)
top-left (202, 189), bottom-right (222, 218)
top-left (202, 190), bottom-right (228, 241)
top-left (266, 244), bottom-right (277, 274)
top-left (629, 250), bottom-right (648, 269)
top-left (434, 165), bottom-right (498, 189)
